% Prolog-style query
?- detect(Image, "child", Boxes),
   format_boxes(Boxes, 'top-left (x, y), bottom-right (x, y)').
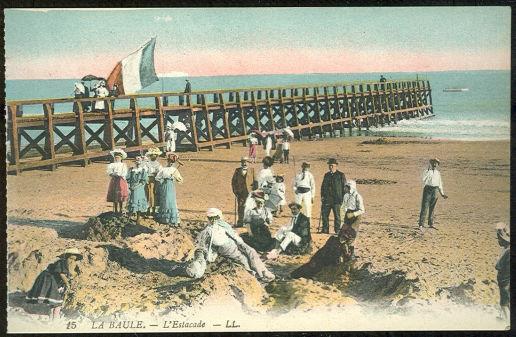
top-left (282, 136), bottom-right (290, 164)
top-left (248, 132), bottom-right (258, 163)
top-left (106, 149), bottom-right (129, 214)
top-left (267, 175), bottom-right (287, 217)
top-left (126, 156), bottom-right (149, 224)
top-left (144, 147), bottom-right (163, 217)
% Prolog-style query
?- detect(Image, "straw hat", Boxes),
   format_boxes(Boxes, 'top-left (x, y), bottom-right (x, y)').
top-left (302, 161), bottom-right (311, 168)
top-left (166, 153), bottom-right (179, 162)
top-left (146, 147), bottom-right (162, 157)
top-left (240, 156), bottom-right (250, 162)
top-left (496, 222), bottom-right (510, 243)
top-left (61, 248), bottom-right (83, 260)
top-left (430, 157), bottom-right (440, 164)
top-left (110, 148), bottom-right (127, 159)
top-left (288, 202), bottom-right (302, 209)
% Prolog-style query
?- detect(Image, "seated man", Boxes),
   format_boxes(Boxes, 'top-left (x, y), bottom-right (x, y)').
top-left (195, 208), bottom-right (275, 282)
top-left (266, 202), bottom-right (312, 260)
top-left (242, 191), bottom-right (275, 251)
top-left (290, 226), bottom-right (356, 279)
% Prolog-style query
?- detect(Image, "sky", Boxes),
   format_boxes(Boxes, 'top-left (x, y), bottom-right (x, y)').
top-left (4, 7), bottom-right (511, 80)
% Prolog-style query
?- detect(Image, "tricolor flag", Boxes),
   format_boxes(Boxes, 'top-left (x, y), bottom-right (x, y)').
top-left (107, 37), bottom-right (159, 95)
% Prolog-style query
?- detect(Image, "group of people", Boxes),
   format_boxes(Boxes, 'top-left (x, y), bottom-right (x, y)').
top-left (73, 80), bottom-right (119, 113)
top-left (248, 131), bottom-right (291, 165)
top-left (106, 147), bottom-right (183, 226)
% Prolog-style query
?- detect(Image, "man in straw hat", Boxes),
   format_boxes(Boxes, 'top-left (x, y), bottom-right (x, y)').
top-left (320, 158), bottom-right (347, 234)
top-left (293, 161), bottom-right (316, 221)
top-left (418, 157), bottom-right (448, 231)
top-left (495, 222), bottom-right (510, 326)
top-left (266, 202), bottom-right (312, 260)
top-left (144, 147), bottom-right (163, 217)
top-left (106, 148), bottom-right (129, 214)
top-left (231, 156), bottom-right (256, 227)
top-left (196, 208), bottom-right (275, 282)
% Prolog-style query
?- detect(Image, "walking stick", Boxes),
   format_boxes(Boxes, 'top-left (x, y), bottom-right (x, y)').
top-left (317, 202), bottom-right (323, 233)
top-left (234, 196), bottom-right (237, 226)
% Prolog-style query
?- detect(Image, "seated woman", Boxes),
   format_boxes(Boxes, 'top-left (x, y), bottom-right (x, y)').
top-left (266, 202), bottom-right (311, 260)
top-left (242, 191), bottom-right (275, 252)
top-left (195, 208), bottom-right (275, 282)
top-left (290, 226), bottom-right (356, 279)
top-left (25, 248), bottom-right (83, 319)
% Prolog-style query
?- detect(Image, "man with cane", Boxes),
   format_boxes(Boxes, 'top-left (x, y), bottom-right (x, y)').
top-left (231, 157), bottom-right (256, 227)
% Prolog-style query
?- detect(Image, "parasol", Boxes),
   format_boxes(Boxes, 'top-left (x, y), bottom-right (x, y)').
top-left (172, 121), bottom-right (187, 132)
top-left (282, 127), bottom-right (294, 138)
top-left (81, 75), bottom-right (106, 81)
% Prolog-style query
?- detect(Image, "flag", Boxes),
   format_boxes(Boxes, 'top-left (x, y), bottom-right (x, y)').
top-left (107, 37), bottom-right (159, 95)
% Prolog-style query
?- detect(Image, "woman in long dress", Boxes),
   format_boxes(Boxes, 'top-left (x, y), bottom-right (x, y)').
top-left (144, 147), bottom-right (163, 217)
top-left (106, 149), bottom-right (129, 214)
top-left (26, 248), bottom-right (82, 319)
top-left (126, 156), bottom-right (149, 224)
top-left (155, 153), bottom-right (183, 226)
top-left (94, 80), bottom-right (109, 112)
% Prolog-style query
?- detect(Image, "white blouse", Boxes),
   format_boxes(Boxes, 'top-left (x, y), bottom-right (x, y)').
top-left (107, 162), bottom-right (128, 178)
top-left (144, 160), bottom-right (162, 176)
top-left (155, 166), bottom-right (183, 183)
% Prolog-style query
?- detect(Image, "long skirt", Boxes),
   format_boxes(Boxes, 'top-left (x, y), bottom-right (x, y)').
top-left (272, 144), bottom-right (283, 162)
top-left (106, 176), bottom-right (129, 203)
top-left (249, 144), bottom-right (257, 159)
top-left (25, 270), bottom-right (65, 306)
top-left (155, 178), bottom-right (180, 224)
top-left (145, 176), bottom-right (158, 208)
top-left (127, 184), bottom-right (148, 213)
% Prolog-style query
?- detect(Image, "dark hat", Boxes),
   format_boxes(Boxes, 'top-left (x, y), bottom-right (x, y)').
top-left (327, 158), bottom-right (338, 165)
top-left (262, 156), bottom-right (274, 167)
top-left (338, 226), bottom-right (357, 241)
top-left (288, 202), bottom-right (302, 209)
top-left (302, 162), bottom-right (310, 168)
top-left (275, 175), bottom-right (285, 182)
top-left (429, 157), bottom-right (440, 164)
top-left (166, 153), bottom-right (179, 162)
top-left (252, 190), bottom-right (266, 201)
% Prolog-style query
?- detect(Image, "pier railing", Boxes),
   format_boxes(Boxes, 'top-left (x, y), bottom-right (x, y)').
top-left (6, 79), bottom-right (433, 174)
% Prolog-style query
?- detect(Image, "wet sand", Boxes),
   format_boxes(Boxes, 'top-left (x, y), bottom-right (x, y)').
top-left (6, 136), bottom-right (510, 330)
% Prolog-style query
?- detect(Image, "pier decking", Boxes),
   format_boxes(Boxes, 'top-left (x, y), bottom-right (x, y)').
top-left (6, 79), bottom-right (433, 174)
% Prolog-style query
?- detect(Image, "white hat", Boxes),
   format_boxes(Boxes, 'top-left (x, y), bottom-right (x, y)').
top-left (346, 180), bottom-right (357, 190)
top-left (110, 148), bottom-right (127, 159)
top-left (496, 222), bottom-right (510, 242)
top-left (206, 208), bottom-right (223, 218)
top-left (146, 147), bottom-right (162, 156)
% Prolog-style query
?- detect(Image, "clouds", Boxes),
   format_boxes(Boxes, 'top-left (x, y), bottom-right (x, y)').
top-left (154, 15), bottom-right (172, 22)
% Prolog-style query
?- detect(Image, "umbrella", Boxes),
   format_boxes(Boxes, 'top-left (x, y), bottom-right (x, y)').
top-left (282, 127), bottom-right (294, 138)
top-left (81, 75), bottom-right (106, 81)
top-left (172, 121), bottom-right (187, 132)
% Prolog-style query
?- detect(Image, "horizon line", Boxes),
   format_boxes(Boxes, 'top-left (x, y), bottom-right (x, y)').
top-left (5, 68), bottom-right (510, 81)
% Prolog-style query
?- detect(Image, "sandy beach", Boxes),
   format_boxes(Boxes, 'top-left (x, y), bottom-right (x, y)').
top-left (6, 136), bottom-right (510, 331)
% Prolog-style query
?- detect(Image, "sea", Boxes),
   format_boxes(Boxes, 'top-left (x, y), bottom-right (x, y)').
top-left (5, 70), bottom-right (511, 141)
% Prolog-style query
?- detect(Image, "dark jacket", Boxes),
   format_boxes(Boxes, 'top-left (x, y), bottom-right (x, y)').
top-left (320, 170), bottom-right (347, 204)
top-left (231, 167), bottom-right (256, 198)
top-left (286, 212), bottom-right (312, 255)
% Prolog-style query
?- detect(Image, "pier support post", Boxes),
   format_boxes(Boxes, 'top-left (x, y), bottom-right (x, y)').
top-left (8, 105), bottom-right (21, 175)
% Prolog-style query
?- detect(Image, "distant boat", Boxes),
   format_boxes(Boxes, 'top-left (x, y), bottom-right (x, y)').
top-left (443, 88), bottom-right (469, 92)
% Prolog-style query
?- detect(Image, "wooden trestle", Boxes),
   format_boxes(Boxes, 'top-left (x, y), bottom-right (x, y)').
top-left (6, 79), bottom-right (433, 174)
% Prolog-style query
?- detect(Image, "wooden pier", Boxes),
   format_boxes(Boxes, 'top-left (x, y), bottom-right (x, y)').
top-left (6, 79), bottom-right (433, 174)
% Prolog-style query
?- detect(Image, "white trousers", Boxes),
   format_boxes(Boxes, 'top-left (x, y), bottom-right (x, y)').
top-left (275, 229), bottom-right (301, 251)
top-left (295, 191), bottom-right (313, 219)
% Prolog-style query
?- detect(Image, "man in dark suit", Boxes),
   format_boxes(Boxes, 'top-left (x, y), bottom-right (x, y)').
top-left (231, 156), bottom-right (256, 227)
top-left (320, 158), bottom-right (347, 234)
top-left (266, 202), bottom-right (312, 259)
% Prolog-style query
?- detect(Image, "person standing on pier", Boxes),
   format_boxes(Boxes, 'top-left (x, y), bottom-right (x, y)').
top-left (418, 158), bottom-right (448, 231)
top-left (144, 147), bottom-right (162, 217)
top-left (126, 156), bottom-right (149, 225)
top-left (184, 79), bottom-right (192, 93)
top-left (155, 153), bottom-right (183, 226)
top-left (94, 80), bottom-right (109, 112)
top-left (293, 162), bottom-right (315, 221)
top-left (340, 180), bottom-right (364, 259)
top-left (106, 149), bottom-right (129, 214)
top-left (320, 158), bottom-right (347, 234)
top-left (231, 156), bottom-right (256, 227)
